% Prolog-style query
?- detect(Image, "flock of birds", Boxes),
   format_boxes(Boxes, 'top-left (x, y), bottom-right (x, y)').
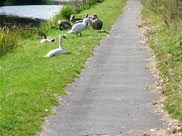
top-left (41, 13), bottom-right (104, 57)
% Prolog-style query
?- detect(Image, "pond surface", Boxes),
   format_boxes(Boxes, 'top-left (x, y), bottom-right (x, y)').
top-left (0, 5), bottom-right (62, 27)
top-left (0, 0), bottom-right (81, 27)
top-left (0, 5), bottom-right (62, 20)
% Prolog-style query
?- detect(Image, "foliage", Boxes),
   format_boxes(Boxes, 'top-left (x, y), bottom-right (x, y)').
top-left (144, 0), bottom-right (182, 28)
top-left (60, 5), bottom-right (75, 21)
top-left (16, 25), bottom-right (39, 39)
top-left (0, 27), bottom-right (18, 56)
top-left (0, 0), bottom-right (6, 6)
top-left (141, 0), bottom-right (182, 122)
top-left (0, 0), bottom-right (127, 135)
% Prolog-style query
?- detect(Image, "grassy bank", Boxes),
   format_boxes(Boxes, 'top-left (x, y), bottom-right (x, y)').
top-left (0, 0), bottom-right (103, 56)
top-left (0, 0), bottom-right (127, 135)
top-left (141, 1), bottom-right (182, 122)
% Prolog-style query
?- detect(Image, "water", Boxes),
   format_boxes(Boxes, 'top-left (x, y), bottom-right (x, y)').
top-left (0, 5), bottom-right (62, 27)
top-left (0, 15), bottom-right (44, 27)
top-left (0, 5), bottom-right (62, 20)
top-left (0, 0), bottom-right (82, 27)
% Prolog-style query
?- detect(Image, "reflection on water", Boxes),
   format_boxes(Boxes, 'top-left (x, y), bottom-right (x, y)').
top-left (0, 5), bottom-right (62, 27)
top-left (0, 15), bottom-right (44, 28)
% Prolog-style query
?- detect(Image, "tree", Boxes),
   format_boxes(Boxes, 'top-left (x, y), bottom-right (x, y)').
top-left (0, 0), bottom-right (6, 6)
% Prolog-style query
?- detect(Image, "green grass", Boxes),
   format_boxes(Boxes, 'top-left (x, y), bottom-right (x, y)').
top-left (141, 0), bottom-right (182, 123)
top-left (0, 0), bottom-right (127, 135)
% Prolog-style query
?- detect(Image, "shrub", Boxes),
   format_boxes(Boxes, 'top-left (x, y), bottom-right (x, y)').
top-left (60, 5), bottom-right (75, 21)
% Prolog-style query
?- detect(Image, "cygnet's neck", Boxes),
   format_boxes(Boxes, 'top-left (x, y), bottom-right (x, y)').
top-left (41, 34), bottom-right (47, 39)
top-left (82, 19), bottom-right (88, 25)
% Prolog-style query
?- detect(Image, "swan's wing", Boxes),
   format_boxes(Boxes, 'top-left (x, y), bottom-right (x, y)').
top-left (75, 20), bottom-right (83, 24)
top-left (63, 23), bottom-right (72, 29)
top-left (45, 49), bottom-right (68, 57)
top-left (45, 49), bottom-right (60, 57)
top-left (71, 23), bottom-right (85, 33)
top-left (65, 22), bottom-right (72, 27)
top-left (91, 19), bottom-right (103, 30)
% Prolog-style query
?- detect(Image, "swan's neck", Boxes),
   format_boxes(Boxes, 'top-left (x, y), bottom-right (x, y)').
top-left (59, 37), bottom-right (63, 49)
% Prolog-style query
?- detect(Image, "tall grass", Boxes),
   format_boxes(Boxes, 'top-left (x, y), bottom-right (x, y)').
top-left (0, 27), bottom-right (18, 56)
top-left (0, 25), bottom-right (39, 56)
top-left (145, 0), bottom-right (182, 28)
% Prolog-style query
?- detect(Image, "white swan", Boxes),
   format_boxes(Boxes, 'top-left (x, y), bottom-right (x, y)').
top-left (40, 33), bottom-right (55, 44)
top-left (68, 18), bottom-right (90, 36)
top-left (44, 35), bottom-right (69, 57)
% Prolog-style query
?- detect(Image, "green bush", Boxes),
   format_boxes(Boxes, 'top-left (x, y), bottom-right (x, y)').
top-left (60, 5), bottom-right (75, 21)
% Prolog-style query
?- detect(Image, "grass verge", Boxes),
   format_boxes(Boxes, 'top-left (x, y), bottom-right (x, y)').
top-left (0, 0), bottom-right (127, 135)
top-left (141, 0), bottom-right (182, 123)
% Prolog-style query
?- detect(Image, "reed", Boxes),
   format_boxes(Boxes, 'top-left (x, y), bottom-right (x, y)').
top-left (0, 26), bottom-right (18, 56)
